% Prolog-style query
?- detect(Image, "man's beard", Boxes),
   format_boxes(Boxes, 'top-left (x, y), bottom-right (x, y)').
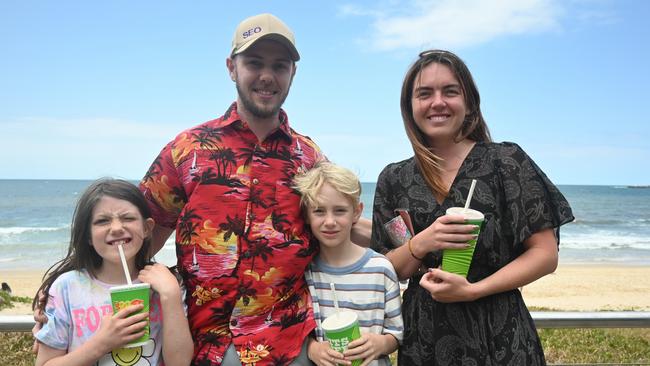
top-left (236, 82), bottom-right (289, 119)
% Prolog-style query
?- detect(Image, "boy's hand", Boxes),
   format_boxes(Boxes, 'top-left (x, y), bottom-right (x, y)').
top-left (308, 338), bottom-right (350, 366)
top-left (343, 333), bottom-right (395, 366)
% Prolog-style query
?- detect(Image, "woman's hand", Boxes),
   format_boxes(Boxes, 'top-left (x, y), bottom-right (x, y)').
top-left (410, 214), bottom-right (476, 258)
top-left (307, 338), bottom-right (349, 366)
top-left (343, 333), bottom-right (398, 366)
top-left (137, 263), bottom-right (181, 300)
top-left (419, 268), bottom-right (477, 303)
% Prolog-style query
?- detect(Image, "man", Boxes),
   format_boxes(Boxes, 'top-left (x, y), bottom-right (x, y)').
top-left (140, 13), bottom-right (327, 366)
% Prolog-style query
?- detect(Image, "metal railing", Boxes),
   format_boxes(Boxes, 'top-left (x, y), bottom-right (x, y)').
top-left (2, 312), bottom-right (649, 365)
top-left (2, 311), bottom-right (650, 332)
top-left (531, 311), bottom-right (650, 328)
top-left (1, 315), bottom-right (35, 332)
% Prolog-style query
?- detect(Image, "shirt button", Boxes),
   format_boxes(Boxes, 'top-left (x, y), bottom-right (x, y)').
top-left (242, 250), bottom-right (251, 259)
top-left (252, 178), bottom-right (259, 185)
top-left (230, 319), bottom-right (238, 327)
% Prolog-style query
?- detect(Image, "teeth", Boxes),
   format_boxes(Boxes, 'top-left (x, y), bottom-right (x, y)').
top-left (429, 115), bottom-right (449, 122)
top-left (113, 240), bottom-right (126, 246)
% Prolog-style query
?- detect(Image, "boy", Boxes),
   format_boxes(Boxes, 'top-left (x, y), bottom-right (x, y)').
top-left (294, 162), bottom-right (403, 366)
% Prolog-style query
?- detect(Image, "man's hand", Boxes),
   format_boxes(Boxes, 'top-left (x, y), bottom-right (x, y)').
top-left (32, 290), bottom-right (48, 353)
top-left (351, 217), bottom-right (372, 248)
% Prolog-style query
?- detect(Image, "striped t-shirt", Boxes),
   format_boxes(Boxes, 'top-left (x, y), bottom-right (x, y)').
top-left (305, 248), bottom-right (404, 366)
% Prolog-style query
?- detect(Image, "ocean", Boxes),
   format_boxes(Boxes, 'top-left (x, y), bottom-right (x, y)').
top-left (1, 180), bottom-right (649, 270)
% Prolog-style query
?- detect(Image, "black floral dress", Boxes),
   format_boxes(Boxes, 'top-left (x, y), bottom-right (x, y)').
top-left (371, 142), bottom-right (574, 366)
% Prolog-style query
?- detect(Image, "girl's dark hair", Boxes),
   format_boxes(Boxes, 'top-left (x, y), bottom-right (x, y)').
top-left (33, 178), bottom-right (153, 311)
top-left (400, 49), bottom-right (492, 198)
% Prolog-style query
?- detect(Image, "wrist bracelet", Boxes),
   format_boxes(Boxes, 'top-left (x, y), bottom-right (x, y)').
top-left (407, 238), bottom-right (424, 261)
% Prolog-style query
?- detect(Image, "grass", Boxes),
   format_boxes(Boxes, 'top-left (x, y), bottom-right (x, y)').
top-left (3, 330), bottom-right (648, 366)
top-left (0, 332), bottom-right (34, 366)
top-left (0, 291), bottom-right (31, 311)
top-left (541, 328), bottom-right (650, 364)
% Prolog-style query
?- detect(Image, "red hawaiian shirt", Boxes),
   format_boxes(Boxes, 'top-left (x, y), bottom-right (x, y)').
top-left (140, 102), bottom-right (323, 366)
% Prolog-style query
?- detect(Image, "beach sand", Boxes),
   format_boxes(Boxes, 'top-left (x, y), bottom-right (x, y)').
top-left (1, 269), bottom-right (45, 315)
top-left (1, 264), bottom-right (649, 315)
top-left (520, 263), bottom-right (650, 311)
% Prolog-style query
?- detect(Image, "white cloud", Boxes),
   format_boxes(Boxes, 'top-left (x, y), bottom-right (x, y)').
top-left (344, 0), bottom-right (564, 50)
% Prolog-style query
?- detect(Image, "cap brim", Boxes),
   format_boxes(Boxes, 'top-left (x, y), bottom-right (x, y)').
top-left (232, 33), bottom-right (300, 61)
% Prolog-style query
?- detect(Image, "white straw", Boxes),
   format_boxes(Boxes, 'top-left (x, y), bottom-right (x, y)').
top-left (464, 179), bottom-right (477, 211)
top-left (330, 283), bottom-right (340, 315)
top-left (117, 244), bottom-right (132, 285)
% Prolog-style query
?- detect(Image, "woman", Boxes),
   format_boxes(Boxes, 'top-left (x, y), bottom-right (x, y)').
top-left (370, 50), bottom-right (574, 365)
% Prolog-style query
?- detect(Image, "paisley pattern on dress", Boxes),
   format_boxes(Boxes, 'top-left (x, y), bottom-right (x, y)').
top-left (371, 141), bottom-right (574, 365)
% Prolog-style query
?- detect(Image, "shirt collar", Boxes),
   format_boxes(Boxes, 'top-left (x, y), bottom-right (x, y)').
top-left (216, 102), bottom-right (293, 141)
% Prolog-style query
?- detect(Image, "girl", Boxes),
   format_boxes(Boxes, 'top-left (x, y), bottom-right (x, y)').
top-left (33, 178), bottom-right (193, 366)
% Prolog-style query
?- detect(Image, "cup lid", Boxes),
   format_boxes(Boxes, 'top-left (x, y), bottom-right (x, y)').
top-left (446, 207), bottom-right (484, 220)
top-left (322, 311), bottom-right (358, 331)
top-left (110, 283), bottom-right (150, 292)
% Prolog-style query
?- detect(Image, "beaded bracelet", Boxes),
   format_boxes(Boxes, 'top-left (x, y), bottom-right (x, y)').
top-left (407, 238), bottom-right (424, 261)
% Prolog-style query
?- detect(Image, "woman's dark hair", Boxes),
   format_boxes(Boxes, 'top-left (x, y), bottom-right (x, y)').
top-left (400, 49), bottom-right (492, 198)
top-left (33, 178), bottom-right (153, 311)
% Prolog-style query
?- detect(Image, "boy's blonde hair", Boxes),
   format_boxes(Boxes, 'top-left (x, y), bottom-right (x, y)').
top-left (293, 162), bottom-right (362, 210)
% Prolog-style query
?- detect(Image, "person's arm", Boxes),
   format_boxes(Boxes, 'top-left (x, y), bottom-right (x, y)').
top-left (386, 214), bottom-right (476, 281)
top-left (35, 305), bottom-right (148, 366)
top-left (138, 264), bottom-right (193, 366)
top-left (419, 228), bottom-right (558, 302)
top-left (350, 217), bottom-right (372, 248)
top-left (151, 225), bottom-right (174, 255)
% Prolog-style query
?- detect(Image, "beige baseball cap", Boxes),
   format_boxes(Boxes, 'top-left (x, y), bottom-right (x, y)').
top-left (231, 13), bottom-right (300, 61)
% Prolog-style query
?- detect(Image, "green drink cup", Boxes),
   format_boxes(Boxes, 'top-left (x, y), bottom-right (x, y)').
top-left (441, 207), bottom-right (484, 277)
top-left (322, 311), bottom-right (362, 366)
top-left (109, 283), bottom-right (151, 348)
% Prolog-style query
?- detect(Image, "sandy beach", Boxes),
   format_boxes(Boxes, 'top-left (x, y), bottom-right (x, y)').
top-left (1, 264), bottom-right (649, 315)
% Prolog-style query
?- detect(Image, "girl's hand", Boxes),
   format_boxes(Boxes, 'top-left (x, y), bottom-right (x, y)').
top-left (343, 333), bottom-right (393, 366)
top-left (414, 214), bottom-right (477, 254)
top-left (138, 263), bottom-right (181, 300)
top-left (92, 304), bottom-right (148, 353)
top-left (419, 268), bottom-right (476, 303)
top-left (308, 338), bottom-right (349, 366)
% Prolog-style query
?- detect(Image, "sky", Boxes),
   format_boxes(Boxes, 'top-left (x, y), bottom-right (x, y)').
top-left (2, 0), bottom-right (649, 185)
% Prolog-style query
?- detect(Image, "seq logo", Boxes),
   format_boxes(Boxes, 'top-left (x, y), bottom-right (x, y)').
top-left (242, 26), bottom-right (262, 39)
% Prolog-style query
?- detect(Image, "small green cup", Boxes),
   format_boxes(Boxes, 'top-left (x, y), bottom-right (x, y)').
top-left (441, 207), bottom-right (484, 277)
top-left (322, 311), bottom-right (362, 366)
top-left (109, 283), bottom-right (150, 348)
